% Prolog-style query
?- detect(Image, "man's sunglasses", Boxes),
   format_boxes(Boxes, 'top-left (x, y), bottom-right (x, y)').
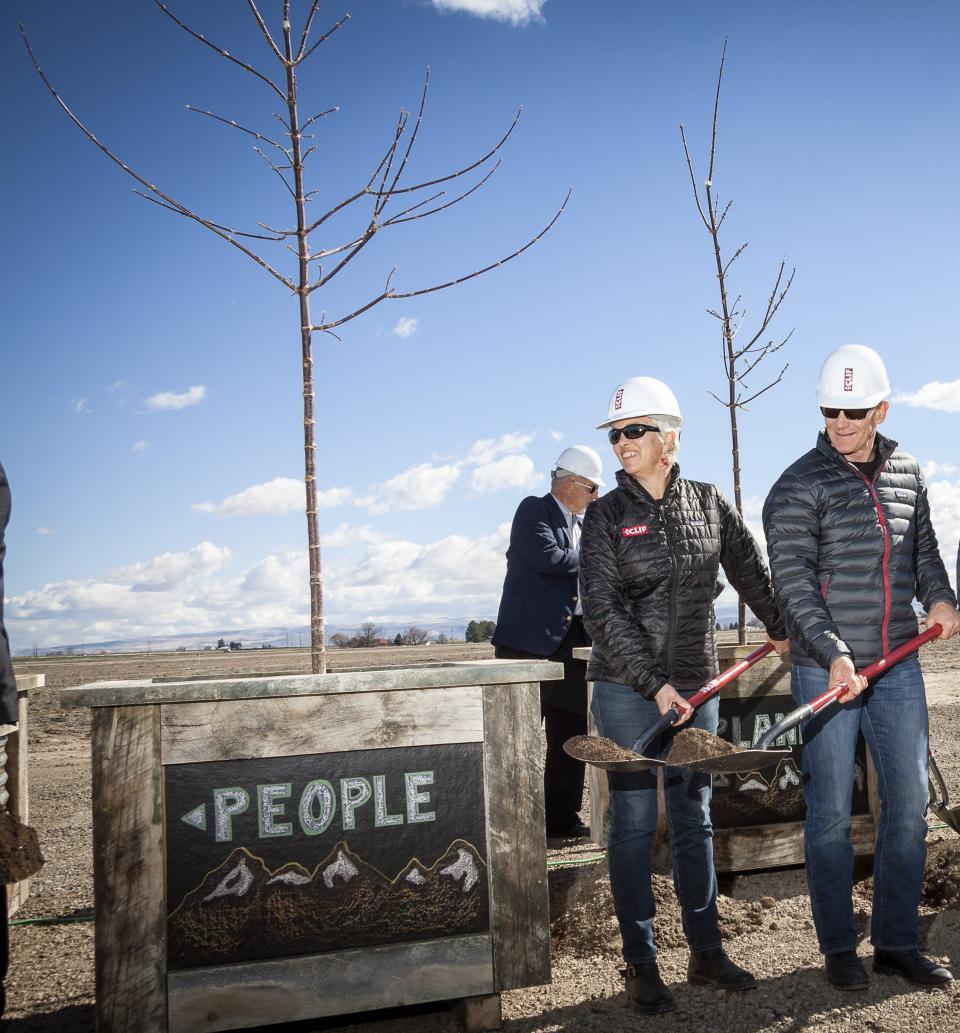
top-left (607, 422), bottom-right (661, 445)
top-left (571, 479), bottom-right (599, 495)
top-left (820, 406), bottom-right (872, 421)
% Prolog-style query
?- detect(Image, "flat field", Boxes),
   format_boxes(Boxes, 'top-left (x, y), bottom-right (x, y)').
top-left (4, 636), bottom-right (960, 1033)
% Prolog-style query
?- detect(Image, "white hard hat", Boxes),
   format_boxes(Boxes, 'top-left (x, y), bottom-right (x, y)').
top-left (816, 344), bottom-right (891, 409)
top-left (597, 376), bottom-right (684, 429)
top-left (553, 445), bottom-right (605, 488)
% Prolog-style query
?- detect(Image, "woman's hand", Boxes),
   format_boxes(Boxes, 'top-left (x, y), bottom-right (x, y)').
top-left (768, 637), bottom-right (790, 655)
top-left (654, 683), bottom-right (694, 725)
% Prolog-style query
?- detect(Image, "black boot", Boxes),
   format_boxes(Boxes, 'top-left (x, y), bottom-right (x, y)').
top-left (688, 947), bottom-right (757, 990)
top-left (621, 962), bottom-right (676, 1014)
top-left (873, 949), bottom-right (953, 986)
top-left (824, 950), bottom-right (869, 990)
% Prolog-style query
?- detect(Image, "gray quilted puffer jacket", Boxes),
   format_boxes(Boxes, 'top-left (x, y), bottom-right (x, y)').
top-left (580, 467), bottom-right (785, 699)
top-left (762, 431), bottom-right (955, 670)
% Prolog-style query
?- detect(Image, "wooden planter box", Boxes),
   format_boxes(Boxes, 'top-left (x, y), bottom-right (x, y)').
top-left (61, 659), bottom-right (562, 1033)
top-left (575, 644), bottom-right (878, 873)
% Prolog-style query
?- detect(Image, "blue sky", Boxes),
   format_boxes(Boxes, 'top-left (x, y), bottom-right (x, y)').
top-left (2, 0), bottom-right (959, 649)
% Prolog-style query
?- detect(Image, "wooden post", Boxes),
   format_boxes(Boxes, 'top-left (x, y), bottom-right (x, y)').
top-left (91, 705), bottom-right (166, 1033)
top-left (457, 992), bottom-right (502, 1033)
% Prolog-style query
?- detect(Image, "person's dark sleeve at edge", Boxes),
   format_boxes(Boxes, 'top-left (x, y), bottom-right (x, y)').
top-left (0, 462), bottom-right (16, 728)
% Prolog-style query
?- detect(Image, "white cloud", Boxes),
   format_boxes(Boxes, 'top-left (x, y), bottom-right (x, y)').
top-left (321, 523), bottom-right (391, 548)
top-left (392, 316), bottom-right (419, 339)
top-left (146, 385), bottom-right (207, 411)
top-left (359, 462), bottom-right (463, 513)
top-left (132, 440), bottom-right (150, 453)
top-left (469, 454), bottom-right (539, 495)
top-left (430, 0), bottom-right (546, 26)
top-left (193, 477), bottom-right (353, 517)
top-left (108, 380), bottom-right (127, 392)
top-left (71, 398), bottom-right (91, 414)
top-left (923, 460), bottom-right (959, 479)
top-left (926, 476), bottom-right (960, 588)
top-left (35, 527), bottom-right (54, 536)
top-left (894, 379), bottom-right (960, 413)
top-left (466, 431), bottom-right (534, 465)
top-left (4, 525), bottom-right (511, 647)
top-left (548, 430), bottom-right (564, 442)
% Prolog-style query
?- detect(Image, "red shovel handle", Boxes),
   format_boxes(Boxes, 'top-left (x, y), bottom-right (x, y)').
top-left (685, 641), bottom-right (775, 709)
top-left (756, 624), bottom-right (941, 748)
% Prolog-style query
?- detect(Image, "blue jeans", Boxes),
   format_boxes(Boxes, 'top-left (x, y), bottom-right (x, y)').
top-left (791, 657), bottom-right (929, 954)
top-left (592, 680), bottom-right (721, 963)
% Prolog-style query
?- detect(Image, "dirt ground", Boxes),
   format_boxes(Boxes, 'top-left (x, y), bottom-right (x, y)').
top-left (4, 637), bottom-right (960, 1033)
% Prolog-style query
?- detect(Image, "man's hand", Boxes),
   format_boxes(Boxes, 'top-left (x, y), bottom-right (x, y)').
top-left (927, 600), bottom-right (960, 640)
top-left (654, 683), bottom-right (694, 725)
top-left (829, 655), bottom-right (867, 704)
top-left (768, 637), bottom-right (790, 655)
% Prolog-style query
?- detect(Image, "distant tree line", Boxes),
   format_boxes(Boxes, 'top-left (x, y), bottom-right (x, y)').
top-left (465, 620), bottom-right (496, 643)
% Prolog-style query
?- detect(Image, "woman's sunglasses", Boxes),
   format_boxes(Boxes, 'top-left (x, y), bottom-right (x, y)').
top-left (820, 406), bottom-right (872, 421)
top-left (607, 422), bottom-right (661, 444)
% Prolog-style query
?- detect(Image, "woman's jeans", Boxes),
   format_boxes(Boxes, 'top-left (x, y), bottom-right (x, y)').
top-left (791, 656), bottom-right (929, 954)
top-left (592, 680), bottom-right (721, 963)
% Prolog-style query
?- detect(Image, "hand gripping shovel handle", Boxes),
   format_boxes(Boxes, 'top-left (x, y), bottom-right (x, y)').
top-left (631, 642), bottom-right (775, 755)
top-left (755, 624), bottom-right (942, 750)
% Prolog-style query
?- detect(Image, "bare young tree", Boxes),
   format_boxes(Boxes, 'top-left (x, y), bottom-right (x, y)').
top-left (680, 39), bottom-right (794, 644)
top-left (20, 2), bottom-right (568, 673)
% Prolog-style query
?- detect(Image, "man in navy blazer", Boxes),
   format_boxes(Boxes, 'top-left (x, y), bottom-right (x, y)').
top-left (493, 446), bottom-right (605, 838)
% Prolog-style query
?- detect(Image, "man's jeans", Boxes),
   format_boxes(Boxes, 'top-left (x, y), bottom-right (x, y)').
top-left (791, 656), bottom-right (929, 954)
top-left (592, 680), bottom-right (721, 963)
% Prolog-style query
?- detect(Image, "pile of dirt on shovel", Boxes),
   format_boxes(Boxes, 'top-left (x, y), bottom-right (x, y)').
top-left (666, 726), bottom-right (737, 765)
top-left (565, 735), bottom-right (644, 763)
top-left (921, 838), bottom-right (960, 908)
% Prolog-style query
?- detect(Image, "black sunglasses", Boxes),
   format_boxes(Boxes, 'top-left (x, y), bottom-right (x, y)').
top-left (571, 479), bottom-right (599, 495)
top-left (820, 405), bottom-right (872, 421)
top-left (607, 422), bottom-right (661, 444)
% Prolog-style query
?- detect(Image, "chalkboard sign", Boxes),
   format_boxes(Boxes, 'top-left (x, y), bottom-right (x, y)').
top-left (712, 693), bottom-right (870, 828)
top-left (164, 742), bottom-right (489, 969)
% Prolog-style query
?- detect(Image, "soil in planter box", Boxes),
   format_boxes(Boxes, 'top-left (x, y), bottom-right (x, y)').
top-left (921, 839), bottom-right (960, 909)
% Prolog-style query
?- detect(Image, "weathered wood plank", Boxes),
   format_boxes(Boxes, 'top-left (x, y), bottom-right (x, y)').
top-left (585, 681), bottom-right (610, 848)
top-left (5, 683), bottom-right (32, 916)
top-left (161, 685), bottom-right (483, 765)
top-left (167, 933), bottom-right (494, 1033)
top-left (91, 706), bottom-right (166, 1033)
top-left (713, 814), bottom-right (875, 872)
top-left (482, 681), bottom-right (551, 991)
top-left (61, 659), bottom-right (565, 709)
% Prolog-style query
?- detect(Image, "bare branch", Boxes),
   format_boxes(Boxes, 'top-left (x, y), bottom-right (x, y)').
top-left (152, 1), bottom-right (285, 100)
top-left (706, 37), bottom-right (728, 184)
top-left (372, 106), bottom-right (521, 197)
top-left (185, 105), bottom-right (290, 156)
top-left (707, 389), bottom-right (728, 407)
top-left (309, 221), bottom-right (378, 291)
top-left (245, 0), bottom-right (287, 64)
top-left (738, 364), bottom-right (789, 408)
top-left (378, 69), bottom-right (431, 216)
top-left (715, 197), bottom-right (733, 229)
top-left (311, 189), bottom-right (571, 331)
top-left (131, 190), bottom-right (285, 241)
top-left (253, 146), bottom-right (296, 199)
top-left (735, 263), bottom-right (796, 356)
top-left (20, 23), bottom-right (294, 289)
top-left (302, 106), bottom-right (339, 131)
top-left (384, 160), bottom-right (500, 225)
top-left (296, 0), bottom-right (321, 59)
top-left (298, 12), bottom-right (352, 64)
top-left (679, 124), bottom-right (710, 231)
top-left (722, 241), bottom-right (748, 276)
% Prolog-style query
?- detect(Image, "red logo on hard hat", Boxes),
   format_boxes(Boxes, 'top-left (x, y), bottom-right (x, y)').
top-left (614, 388), bottom-right (624, 410)
top-left (843, 367), bottom-right (854, 392)
top-left (622, 524), bottom-right (649, 537)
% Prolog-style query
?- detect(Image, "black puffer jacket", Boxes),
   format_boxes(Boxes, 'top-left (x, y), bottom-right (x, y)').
top-left (762, 431), bottom-right (955, 670)
top-left (580, 467), bottom-right (785, 698)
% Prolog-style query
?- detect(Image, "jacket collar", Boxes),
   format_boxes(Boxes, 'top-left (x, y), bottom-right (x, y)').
top-left (815, 429), bottom-right (898, 470)
top-left (615, 464), bottom-right (681, 505)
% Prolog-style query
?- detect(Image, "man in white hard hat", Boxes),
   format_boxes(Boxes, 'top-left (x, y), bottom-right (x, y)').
top-left (763, 345), bottom-right (960, 990)
top-left (492, 445), bottom-right (605, 838)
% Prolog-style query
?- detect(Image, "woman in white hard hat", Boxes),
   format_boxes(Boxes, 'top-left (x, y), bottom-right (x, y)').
top-left (579, 376), bottom-right (787, 1014)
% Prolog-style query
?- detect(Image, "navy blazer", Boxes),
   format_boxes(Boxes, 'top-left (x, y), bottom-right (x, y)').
top-left (0, 462), bottom-right (15, 726)
top-left (492, 493), bottom-right (583, 657)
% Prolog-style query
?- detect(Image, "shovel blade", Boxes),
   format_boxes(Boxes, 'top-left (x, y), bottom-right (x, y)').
top-left (930, 803), bottom-right (960, 836)
top-left (672, 747), bottom-right (793, 774)
top-left (563, 734), bottom-right (665, 772)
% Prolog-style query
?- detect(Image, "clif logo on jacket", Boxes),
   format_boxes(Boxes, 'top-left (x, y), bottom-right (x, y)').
top-left (621, 524), bottom-right (649, 537)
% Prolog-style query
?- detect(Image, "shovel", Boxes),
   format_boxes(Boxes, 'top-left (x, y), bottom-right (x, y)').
top-left (564, 641), bottom-right (775, 773)
top-left (928, 749), bottom-right (960, 835)
top-left (751, 624), bottom-right (943, 758)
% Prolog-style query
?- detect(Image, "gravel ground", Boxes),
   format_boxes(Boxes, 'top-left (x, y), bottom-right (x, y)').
top-left (4, 639), bottom-right (960, 1033)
